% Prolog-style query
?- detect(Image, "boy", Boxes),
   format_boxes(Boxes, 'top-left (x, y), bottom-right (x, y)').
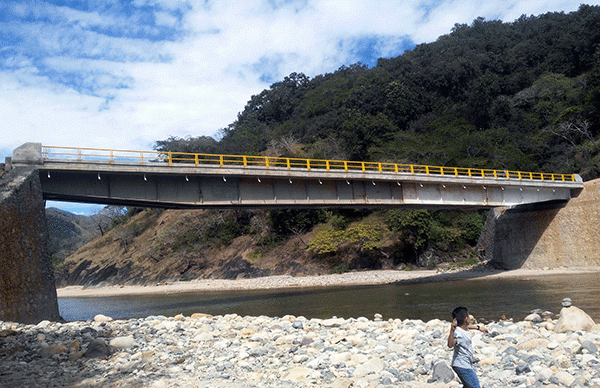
top-left (447, 306), bottom-right (487, 388)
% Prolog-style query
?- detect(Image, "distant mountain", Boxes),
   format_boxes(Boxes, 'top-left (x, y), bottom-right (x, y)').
top-left (46, 207), bottom-right (104, 265)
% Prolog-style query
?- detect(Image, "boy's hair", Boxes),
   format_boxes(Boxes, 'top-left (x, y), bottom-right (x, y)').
top-left (452, 306), bottom-right (469, 325)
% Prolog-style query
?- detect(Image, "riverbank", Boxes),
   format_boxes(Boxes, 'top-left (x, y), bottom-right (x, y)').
top-left (57, 265), bottom-right (600, 298)
top-left (2, 306), bottom-right (599, 387)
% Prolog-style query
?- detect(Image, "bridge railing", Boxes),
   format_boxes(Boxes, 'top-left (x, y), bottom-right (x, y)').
top-left (41, 145), bottom-right (577, 182)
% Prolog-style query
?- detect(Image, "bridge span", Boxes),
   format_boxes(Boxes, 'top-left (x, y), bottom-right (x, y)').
top-left (12, 143), bottom-right (583, 209)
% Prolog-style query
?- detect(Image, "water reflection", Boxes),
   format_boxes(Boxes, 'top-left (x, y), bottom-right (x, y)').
top-left (59, 273), bottom-right (600, 323)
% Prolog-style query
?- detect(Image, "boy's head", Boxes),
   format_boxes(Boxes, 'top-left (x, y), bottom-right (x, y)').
top-left (452, 306), bottom-right (469, 325)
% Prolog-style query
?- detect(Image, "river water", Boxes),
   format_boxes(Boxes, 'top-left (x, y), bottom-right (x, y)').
top-left (58, 272), bottom-right (600, 323)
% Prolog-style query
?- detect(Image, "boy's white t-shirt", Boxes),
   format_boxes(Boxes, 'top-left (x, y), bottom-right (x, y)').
top-left (451, 326), bottom-right (474, 369)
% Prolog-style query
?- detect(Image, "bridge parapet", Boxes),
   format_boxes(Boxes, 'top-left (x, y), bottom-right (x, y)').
top-left (12, 144), bottom-right (584, 210)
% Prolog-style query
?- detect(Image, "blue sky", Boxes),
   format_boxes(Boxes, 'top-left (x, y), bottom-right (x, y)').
top-left (1, 0), bottom-right (596, 214)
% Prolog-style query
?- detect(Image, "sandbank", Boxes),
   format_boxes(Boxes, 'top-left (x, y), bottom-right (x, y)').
top-left (56, 266), bottom-right (600, 298)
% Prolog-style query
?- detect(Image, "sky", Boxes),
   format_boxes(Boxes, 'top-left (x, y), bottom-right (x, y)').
top-left (1, 0), bottom-right (597, 214)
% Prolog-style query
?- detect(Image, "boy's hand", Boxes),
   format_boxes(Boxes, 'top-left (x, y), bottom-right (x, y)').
top-left (450, 318), bottom-right (457, 330)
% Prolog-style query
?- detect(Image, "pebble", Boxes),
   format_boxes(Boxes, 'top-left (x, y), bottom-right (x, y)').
top-left (0, 309), bottom-right (599, 388)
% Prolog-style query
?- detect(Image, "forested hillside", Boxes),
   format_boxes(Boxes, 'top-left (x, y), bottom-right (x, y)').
top-left (158, 5), bottom-right (600, 179)
top-left (57, 6), bottom-right (600, 286)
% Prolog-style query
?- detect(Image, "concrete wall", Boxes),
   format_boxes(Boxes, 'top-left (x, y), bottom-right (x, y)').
top-left (479, 179), bottom-right (600, 269)
top-left (0, 167), bottom-right (60, 323)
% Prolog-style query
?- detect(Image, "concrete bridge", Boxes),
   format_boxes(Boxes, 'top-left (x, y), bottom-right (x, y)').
top-left (0, 142), bottom-right (591, 324)
top-left (14, 143), bottom-right (584, 209)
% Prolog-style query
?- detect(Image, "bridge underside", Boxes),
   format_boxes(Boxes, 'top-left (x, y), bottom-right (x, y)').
top-left (39, 166), bottom-right (578, 210)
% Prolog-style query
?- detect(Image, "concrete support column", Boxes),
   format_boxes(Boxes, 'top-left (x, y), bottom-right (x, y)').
top-left (0, 166), bottom-right (60, 323)
top-left (478, 179), bottom-right (600, 269)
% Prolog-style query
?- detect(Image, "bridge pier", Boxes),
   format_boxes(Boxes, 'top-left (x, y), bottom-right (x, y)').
top-left (479, 179), bottom-right (600, 269)
top-left (0, 144), bottom-right (60, 323)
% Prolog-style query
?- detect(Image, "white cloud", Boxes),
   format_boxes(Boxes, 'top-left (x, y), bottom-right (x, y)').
top-left (1, 0), bottom-right (598, 164)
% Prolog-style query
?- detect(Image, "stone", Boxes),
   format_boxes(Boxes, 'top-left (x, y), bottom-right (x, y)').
top-left (577, 340), bottom-right (598, 354)
top-left (353, 357), bottom-right (384, 377)
top-left (94, 314), bottom-right (113, 322)
top-left (516, 364), bottom-right (531, 375)
top-left (190, 313), bottom-right (212, 319)
top-left (431, 361), bottom-right (454, 383)
top-left (284, 367), bottom-right (314, 381)
top-left (109, 335), bottom-right (136, 349)
top-left (517, 338), bottom-right (549, 350)
top-left (321, 318), bottom-right (345, 327)
top-left (524, 313), bottom-right (542, 322)
top-left (84, 339), bottom-right (111, 358)
top-left (554, 306), bottom-right (596, 333)
top-left (554, 371), bottom-right (576, 386)
top-left (562, 298), bottom-right (572, 307)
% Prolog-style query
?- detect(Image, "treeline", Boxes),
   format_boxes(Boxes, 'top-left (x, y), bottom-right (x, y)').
top-left (152, 6), bottom-right (600, 268)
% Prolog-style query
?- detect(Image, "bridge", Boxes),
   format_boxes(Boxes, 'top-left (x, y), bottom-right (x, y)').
top-left (0, 142), bottom-right (592, 324)
top-left (11, 143), bottom-right (584, 209)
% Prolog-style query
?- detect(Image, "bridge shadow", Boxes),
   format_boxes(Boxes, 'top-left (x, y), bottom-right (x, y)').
top-left (480, 201), bottom-right (566, 270)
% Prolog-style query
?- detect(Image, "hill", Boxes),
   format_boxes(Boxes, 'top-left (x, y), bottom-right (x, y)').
top-left (46, 207), bottom-right (100, 265)
top-left (56, 6), bottom-right (600, 286)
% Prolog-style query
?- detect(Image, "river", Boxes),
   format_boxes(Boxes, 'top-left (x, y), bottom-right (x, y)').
top-left (58, 272), bottom-right (600, 323)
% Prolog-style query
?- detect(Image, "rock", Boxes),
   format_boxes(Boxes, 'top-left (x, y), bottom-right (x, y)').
top-left (94, 314), bottom-right (113, 322)
top-left (431, 361), bottom-right (454, 383)
top-left (562, 298), bottom-right (572, 307)
top-left (321, 318), bottom-right (345, 327)
top-left (577, 340), bottom-right (598, 354)
top-left (554, 306), bottom-right (596, 333)
top-left (284, 367), bottom-right (314, 381)
top-left (39, 345), bottom-right (68, 357)
top-left (190, 313), bottom-right (212, 319)
top-left (554, 371), bottom-right (576, 386)
top-left (84, 339), bottom-right (111, 358)
top-left (517, 338), bottom-right (549, 350)
top-left (353, 357), bottom-right (384, 377)
top-left (109, 335), bottom-right (136, 349)
top-left (516, 364), bottom-right (531, 375)
top-left (524, 313), bottom-right (542, 323)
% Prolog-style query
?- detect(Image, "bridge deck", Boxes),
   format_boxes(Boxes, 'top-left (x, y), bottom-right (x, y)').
top-left (12, 143), bottom-right (584, 209)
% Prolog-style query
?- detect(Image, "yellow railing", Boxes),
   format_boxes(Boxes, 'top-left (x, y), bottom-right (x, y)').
top-left (41, 145), bottom-right (577, 182)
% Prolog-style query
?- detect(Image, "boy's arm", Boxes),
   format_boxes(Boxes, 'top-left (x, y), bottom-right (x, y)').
top-left (447, 319), bottom-right (457, 348)
top-left (467, 324), bottom-right (488, 333)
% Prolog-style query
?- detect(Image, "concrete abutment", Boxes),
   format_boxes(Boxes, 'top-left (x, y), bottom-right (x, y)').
top-left (0, 158), bottom-right (60, 323)
top-left (479, 179), bottom-right (600, 269)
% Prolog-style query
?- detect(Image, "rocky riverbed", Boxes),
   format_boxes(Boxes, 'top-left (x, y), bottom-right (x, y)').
top-left (1, 304), bottom-right (599, 388)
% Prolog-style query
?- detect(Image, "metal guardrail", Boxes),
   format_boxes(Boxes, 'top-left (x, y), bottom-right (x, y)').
top-left (41, 145), bottom-right (578, 182)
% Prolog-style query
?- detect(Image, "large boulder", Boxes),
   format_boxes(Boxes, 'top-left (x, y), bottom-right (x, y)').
top-left (554, 306), bottom-right (596, 333)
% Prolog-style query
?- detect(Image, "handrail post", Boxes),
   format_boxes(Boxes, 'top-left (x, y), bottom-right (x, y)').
top-left (326, 160), bottom-right (330, 170)
top-left (344, 161), bottom-right (348, 171)
top-left (286, 158), bottom-right (290, 169)
top-left (361, 162), bottom-right (365, 172)
top-left (425, 166), bottom-right (429, 174)
top-left (410, 165), bottom-right (414, 174)
top-left (219, 155), bottom-right (224, 166)
top-left (168, 152), bottom-right (172, 164)
top-left (110, 150), bottom-right (114, 164)
top-left (243, 156), bottom-right (247, 167)
top-left (378, 163), bottom-right (382, 172)
top-left (140, 152), bottom-right (144, 164)
top-left (307, 159), bottom-right (311, 170)
top-left (468, 169), bottom-right (472, 177)
top-left (265, 157), bottom-right (270, 168)
top-left (455, 168), bottom-right (458, 176)
top-left (394, 164), bottom-right (398, 173)
top-left (195, 154), bottom-right (198, 165)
